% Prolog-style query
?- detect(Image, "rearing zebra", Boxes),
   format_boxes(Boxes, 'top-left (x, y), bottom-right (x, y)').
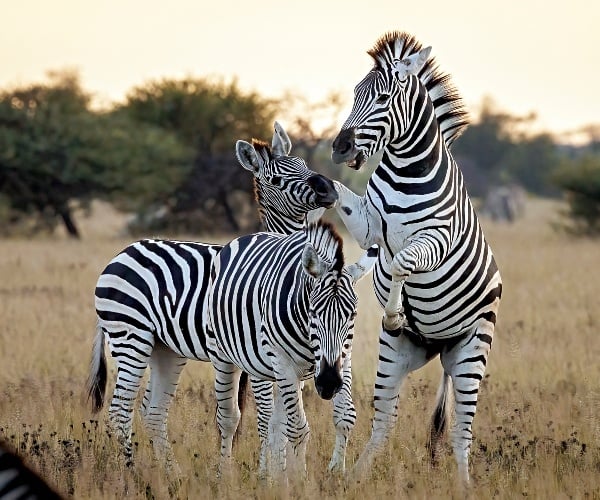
top-left (205, 221), bottom-right (372, 478)
top-left (87, 122), bottom-right (339, 470)
top-left (329, 31), bottom-right (502, 484)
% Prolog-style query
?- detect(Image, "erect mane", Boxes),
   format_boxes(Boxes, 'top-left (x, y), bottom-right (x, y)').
top-left (305, 221), bottom-right (345, 274)
top-left (251, 138), bottom-right (272, 162)
top-left (251, 139), bottom-right (272, 222)
top-left (368, 31), bottom-right (470, 146)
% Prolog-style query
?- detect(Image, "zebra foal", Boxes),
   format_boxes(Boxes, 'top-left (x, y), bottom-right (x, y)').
top-left (329, 31), bottom-right (502, 484)
top-left (86, 122), bottom-right (339, 471)
top-left (205, 221), bottom-right (374, 479)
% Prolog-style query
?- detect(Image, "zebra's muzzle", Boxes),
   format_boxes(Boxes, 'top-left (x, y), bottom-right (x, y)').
top-left (314, 357), bottom-right (343, 400)
top-left (331, 128), bottom-right (367, 169)
top-left (307, 174), bottom-right (338, 207)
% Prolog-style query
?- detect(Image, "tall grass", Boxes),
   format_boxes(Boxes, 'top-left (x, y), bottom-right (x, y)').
top-left (0, 199), bottom-right (599, 498)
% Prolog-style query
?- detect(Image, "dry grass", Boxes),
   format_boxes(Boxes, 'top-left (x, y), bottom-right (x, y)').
top-left (1, 199), bottom-right (599, 499)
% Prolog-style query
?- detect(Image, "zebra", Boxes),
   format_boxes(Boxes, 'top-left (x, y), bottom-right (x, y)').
top-left (329, 31), bottom-right (503, 484)
top-left (205, 220), bottom-right (373, 478)
top-left (0, 441), bottom-right (63, 499)
top-left (87, 121), bottom-right (339, 471)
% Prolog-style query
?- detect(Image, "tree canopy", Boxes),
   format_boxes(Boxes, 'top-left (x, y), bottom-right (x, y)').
top-left (0, 71), bottom-right (190, 237)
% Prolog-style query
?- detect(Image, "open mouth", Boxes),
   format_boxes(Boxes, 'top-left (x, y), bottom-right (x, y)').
top-left (345, 151), bottom-right (366, 170)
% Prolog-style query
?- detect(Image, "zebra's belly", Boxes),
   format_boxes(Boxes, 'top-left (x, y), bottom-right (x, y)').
top-left (156, 322), bottom-right (210, 361)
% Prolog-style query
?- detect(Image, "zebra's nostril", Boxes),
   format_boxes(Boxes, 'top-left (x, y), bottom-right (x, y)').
top-left (307, 175), bottom-right (338, 206)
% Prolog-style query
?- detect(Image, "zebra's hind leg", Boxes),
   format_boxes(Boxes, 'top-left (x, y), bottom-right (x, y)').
top-left (213, 358), bottom-right (243, 477)
top-left (106, 328), bottom-right (154, 466)
top-left (440, 322), bottom-right (494, 486)
top-left (140, 340), bottom-right (187, 473)
top-left (329, 352), bottom-right (355, 473)
top-left (352, 327), bottom-right (432, 481)
top-left (249, 378), bottom-right (274, 478)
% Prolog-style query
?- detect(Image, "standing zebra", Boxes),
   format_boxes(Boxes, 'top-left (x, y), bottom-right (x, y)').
top-left (87, 122), bottom-right (339, 470)
top-left (329, 31), bottom-right (502, 484)
top-left (205, 221), bottom-right (372, 478)
top-left (0, 441), bottom-right (63, 499)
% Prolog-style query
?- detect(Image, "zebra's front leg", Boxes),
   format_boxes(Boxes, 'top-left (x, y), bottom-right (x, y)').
top-left (212, 358), bottom-right (243, 477)
top-left (353, 327), bottom-right (432, 481)
top-left (329, 353), bottom-right (355, 473)
top-left (382, 255), bottom-right (412, 332)
top-left (250, 377), bottom-right (274, 478)
top-left (279, 377), bottom-right (309, 479)
top-left (267, 386), bottom-right (288, 479)
top-left (441, 321), bottom-right (495, 486)
top-left (332, 181), bottom-right (377, 250)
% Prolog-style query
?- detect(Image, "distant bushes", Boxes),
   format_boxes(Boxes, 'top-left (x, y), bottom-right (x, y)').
top-left (553, 155), bottom-right (600, 236)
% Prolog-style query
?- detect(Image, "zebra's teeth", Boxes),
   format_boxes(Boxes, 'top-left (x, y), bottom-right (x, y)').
top-left (347, 159), bottom-right (357, 167)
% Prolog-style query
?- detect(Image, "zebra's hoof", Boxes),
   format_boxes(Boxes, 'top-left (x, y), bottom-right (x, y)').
top-left (382, 312), bottom-right (406, 332)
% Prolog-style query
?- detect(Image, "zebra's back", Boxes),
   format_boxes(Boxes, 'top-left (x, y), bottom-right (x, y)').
top-left (95, 239), bottom-right (222, 360)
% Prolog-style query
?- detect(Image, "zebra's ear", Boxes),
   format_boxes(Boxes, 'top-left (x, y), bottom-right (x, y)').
top-left (235, 140), bottom-right (261, 173)
top-left (272, 121), bottom-right (292, 157)
top-left (302, 243), bottom-right (328, 279)
top-left (394, 46), bottom-right (432, 78)
top-left (345, 245), bottom-right (377, 283)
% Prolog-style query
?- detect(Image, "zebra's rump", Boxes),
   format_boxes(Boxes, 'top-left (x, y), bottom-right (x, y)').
top-left (95, 239), bottom-right (222, 360)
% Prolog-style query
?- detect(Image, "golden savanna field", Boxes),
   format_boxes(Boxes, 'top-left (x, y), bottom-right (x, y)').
top-left (0, 199), bottom-right (599, 499)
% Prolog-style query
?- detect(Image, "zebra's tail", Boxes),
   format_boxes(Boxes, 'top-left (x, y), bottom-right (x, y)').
top-left (427, 371), bottom-right (452, 465)
top-left (86, 322), bottom-right (107, 413)
top-left (233, 371), bottom-right (249, 445)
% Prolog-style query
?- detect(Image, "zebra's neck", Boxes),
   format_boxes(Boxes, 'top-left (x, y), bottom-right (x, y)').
top-left (378, 86), bottom-right (451, 184)
top-left (259, 206), bottom-right (305, 235)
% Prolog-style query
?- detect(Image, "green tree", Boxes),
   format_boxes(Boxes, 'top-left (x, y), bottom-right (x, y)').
top-left (0, 71), bottom-right (190, 237)
top-left (121, 77), bottom-right (278, 232)
top-left (553, 155), bottom-right (600, 236)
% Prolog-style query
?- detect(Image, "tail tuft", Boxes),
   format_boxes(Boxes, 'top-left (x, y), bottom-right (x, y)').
top-left (427, 372), bottom-right (452, 465)
top-left (86, 323), bottom-right (107, 413)
top-left (233, 372), bottom-right (249, 445)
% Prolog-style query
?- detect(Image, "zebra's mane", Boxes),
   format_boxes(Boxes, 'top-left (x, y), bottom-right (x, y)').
top-left (251, 139), bottom-right (273, 224)
top-left (305, 221), bottom-right (345, 274)
top-left (368, 31), bottom-right (470, 146)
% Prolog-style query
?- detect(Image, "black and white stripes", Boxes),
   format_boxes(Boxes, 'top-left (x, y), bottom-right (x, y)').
top-left (330, 31), bottom-right (502, 484)
top-left (205, 221), bottom-right (371, 477)
top-left (86, 122), bottom-right (340, 470)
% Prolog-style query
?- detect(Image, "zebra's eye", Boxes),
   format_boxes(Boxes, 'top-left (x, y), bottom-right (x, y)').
top-left (376, 94), bottom-right (390, 104)
top-left (270, 175), bottom-right (282, 186)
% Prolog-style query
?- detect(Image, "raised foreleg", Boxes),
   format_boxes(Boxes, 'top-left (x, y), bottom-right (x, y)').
top-left (332, 181), bottom-right (378, 250)
top-left (384, 229), bottom-right (451, 331)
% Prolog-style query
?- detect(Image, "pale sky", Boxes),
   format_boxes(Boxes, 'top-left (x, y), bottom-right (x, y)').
top-left (1, 0), bottom-right (598, 140)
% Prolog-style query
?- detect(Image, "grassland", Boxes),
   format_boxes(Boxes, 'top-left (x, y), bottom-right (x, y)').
top-left (0, 199), bottom-right (599, 499)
